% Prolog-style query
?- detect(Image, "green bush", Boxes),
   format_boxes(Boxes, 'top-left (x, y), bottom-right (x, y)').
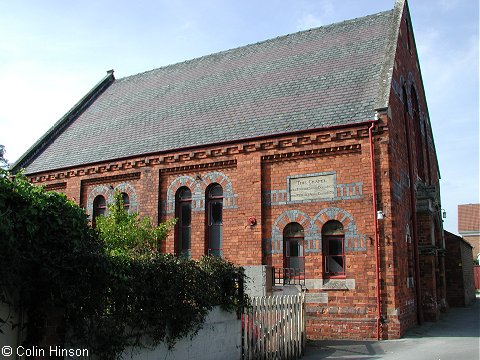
top-left (0, 172), bottom-right (247, 359)
top-left (75, 194), bottom-right (248, 358)
top-left (0, 170), bottom-right (104, 345)
top-left (95, 192), bottom-right (176, 257)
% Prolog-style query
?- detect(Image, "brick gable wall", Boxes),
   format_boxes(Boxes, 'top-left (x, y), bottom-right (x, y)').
top-left (384, 3), bottom-right (446, 329)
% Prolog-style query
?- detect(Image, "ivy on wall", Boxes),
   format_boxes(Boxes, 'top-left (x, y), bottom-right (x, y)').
top-left (0, 169), bottom-right (104, 346)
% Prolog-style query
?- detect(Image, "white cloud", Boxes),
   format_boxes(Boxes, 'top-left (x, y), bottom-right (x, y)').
top-left (295, 0), bottom-right (334, 31)
top-left (296, 13), bottom-right (323, 30)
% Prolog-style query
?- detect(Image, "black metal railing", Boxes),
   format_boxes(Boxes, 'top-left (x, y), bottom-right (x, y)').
top-left (272, 267), bottom-right (305, 287)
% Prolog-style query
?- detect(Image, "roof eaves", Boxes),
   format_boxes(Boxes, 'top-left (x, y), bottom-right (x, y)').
top-left (23, 119), bottom-right (378, 177)
top-left (10, 70), bottom-right (116, 174)
top-left (374, 0), bottom-right (405, 111)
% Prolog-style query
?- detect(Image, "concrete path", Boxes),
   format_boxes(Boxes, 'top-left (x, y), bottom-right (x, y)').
top-left (303, 298), bottom-right (480, 360)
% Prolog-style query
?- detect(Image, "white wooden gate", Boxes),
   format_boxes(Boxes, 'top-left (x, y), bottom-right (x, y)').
top-left (242, 294), bottom-right (305, 360)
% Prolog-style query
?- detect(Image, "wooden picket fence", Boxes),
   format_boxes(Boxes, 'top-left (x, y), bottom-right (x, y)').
top-left (242, 294), bottom-right (305, 360)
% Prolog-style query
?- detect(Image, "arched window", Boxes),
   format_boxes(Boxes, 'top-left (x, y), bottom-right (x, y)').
top-left (92, 195), bottom-right (106, 227)
top-left (322, 220), bottom-right (345, 277)
top-left (175, 187), bottom-right (191, 258)
top-left (121, 192), bottom-right (130, 211)
top-left (206, 184), bottom-right (223, 257)
top-left (411, 86), bottom-right (425, 180)
top-left (283, 223), bottom-right (305, 276)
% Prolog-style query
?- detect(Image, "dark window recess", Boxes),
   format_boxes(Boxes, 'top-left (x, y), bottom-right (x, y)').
top-left (121, 192), bottom-right (130, 210)
top-left (322, 220), bottom-right (346, 277)
top-left (283, 222), bottom-right (305, 274)
top-left (206, 184), bottom-right (223, 257)
top-left (175, 187), bottom-right (192, 258)
top-left (92, 195), bottom-right (107, 228)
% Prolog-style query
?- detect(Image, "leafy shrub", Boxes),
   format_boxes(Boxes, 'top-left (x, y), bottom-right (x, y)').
top-left (0, 172), bottom-right (247, 359)
top-left (95, 192), bottom-right (176, 257)
top-left (0, 170), bottom-right (104, 344)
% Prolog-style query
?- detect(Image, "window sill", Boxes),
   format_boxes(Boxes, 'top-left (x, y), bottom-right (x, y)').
top-left (304, 278), bottom-right (356, 290)
top-left (321, 278), bottom-right (355, 290)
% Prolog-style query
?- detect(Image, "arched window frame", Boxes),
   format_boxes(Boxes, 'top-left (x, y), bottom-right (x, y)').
top-left (322, 220), bottom-right (346, 278)
top-left (283, 222), bottom-right (305, 278)
top-left (206, 183), bottom-right (223, 257)
top-left (121, 192), bottom-right (130, 211)
top-left (92, 195), bottom-right (107, 228)
top-left (175, 187), bottom-right (192, 258)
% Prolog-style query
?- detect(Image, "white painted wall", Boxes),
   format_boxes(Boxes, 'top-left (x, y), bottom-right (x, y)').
top-left (243, 265), bottom-right (272, 297)
top-left (120, 307), bottom-right (241, 360)
top-left (0, 301), bottom-right (22, 356)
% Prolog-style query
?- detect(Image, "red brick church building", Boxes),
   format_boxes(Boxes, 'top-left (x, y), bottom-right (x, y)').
top-left (12, 0), bottom-right (446, 340)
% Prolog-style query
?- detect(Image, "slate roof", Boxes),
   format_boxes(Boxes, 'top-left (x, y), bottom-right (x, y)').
top-left (15, 4), bottom-right (403, 175)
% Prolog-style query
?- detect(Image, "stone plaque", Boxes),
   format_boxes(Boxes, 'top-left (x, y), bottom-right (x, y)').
top-left (305, 292), bottom-right (328, 304)
top-left (289, 174), bottom-right (335, 201)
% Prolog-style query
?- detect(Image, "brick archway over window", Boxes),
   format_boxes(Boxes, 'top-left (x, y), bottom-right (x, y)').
top-left (166, 171), bottom-right (237, 215)
top-left (114, 182), bottom-right (139, 214)
top-left (86, 182), bottom-right (139, 220)
top-left (198, 171), bottom-right (237, 210)
top-left (86, 185), bottom-right (114, 221)
top-left (266, 210), bottom-right (315, 255)
top-left (312, 207), bottom-right (366, 251)
top-left (166, 175), bottom-right (196, 215)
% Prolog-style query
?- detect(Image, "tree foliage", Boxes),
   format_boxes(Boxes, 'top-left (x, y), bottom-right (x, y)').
top-left (74, 194), bottom-right (247, 358)
top-left (0, 177), bottom-right (247, 359)
top-left (96, 192), bottom-right (176, 257)
top-left (0, 170), bottom-right (104, 344)
top-left (0, 145), bottom-right (8, 169)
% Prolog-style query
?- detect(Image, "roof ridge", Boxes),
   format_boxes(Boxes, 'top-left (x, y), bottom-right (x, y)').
top-left (118, 9), bottom-right (394, 82)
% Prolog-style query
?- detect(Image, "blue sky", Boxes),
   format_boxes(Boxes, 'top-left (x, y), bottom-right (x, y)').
top-left (0, 0), bottom-right (478, 234)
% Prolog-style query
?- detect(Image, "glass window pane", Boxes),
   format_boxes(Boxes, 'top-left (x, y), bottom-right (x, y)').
top-left (331, 256), bottom-right (344, 270)
top-left (326, 256), bottom-right (344, 273)
top-left (121, 192), bottom-right (130, 206)
top-left (181, 203), bottom-right (191, 225)
top-left (182, 227), bottom-right (191, 251)
top-left (329, 238), bottom-right (343, 255)
top-left (209, 184), bottom-right (223, 198)
top-left (94, 195), bottom-right (105, 208)
top-left (211, 201), bottom-right (222, 224)
top-left (93, 195), bottom-right (106, 217)
top-left (322, 221), bottom-right (344, 236)
top-left (179, 188), bottom-right (191, 200)
top-left (206, 184), bottom-right (223, 257)
top-left (289, 240), bottom-right (299, 257)
top-left (209, 225), bottom-right (223, 250)
top-left (284, 223), bottom-right (303, 237)
top-left (209, 248), bottom-right (222, 257)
